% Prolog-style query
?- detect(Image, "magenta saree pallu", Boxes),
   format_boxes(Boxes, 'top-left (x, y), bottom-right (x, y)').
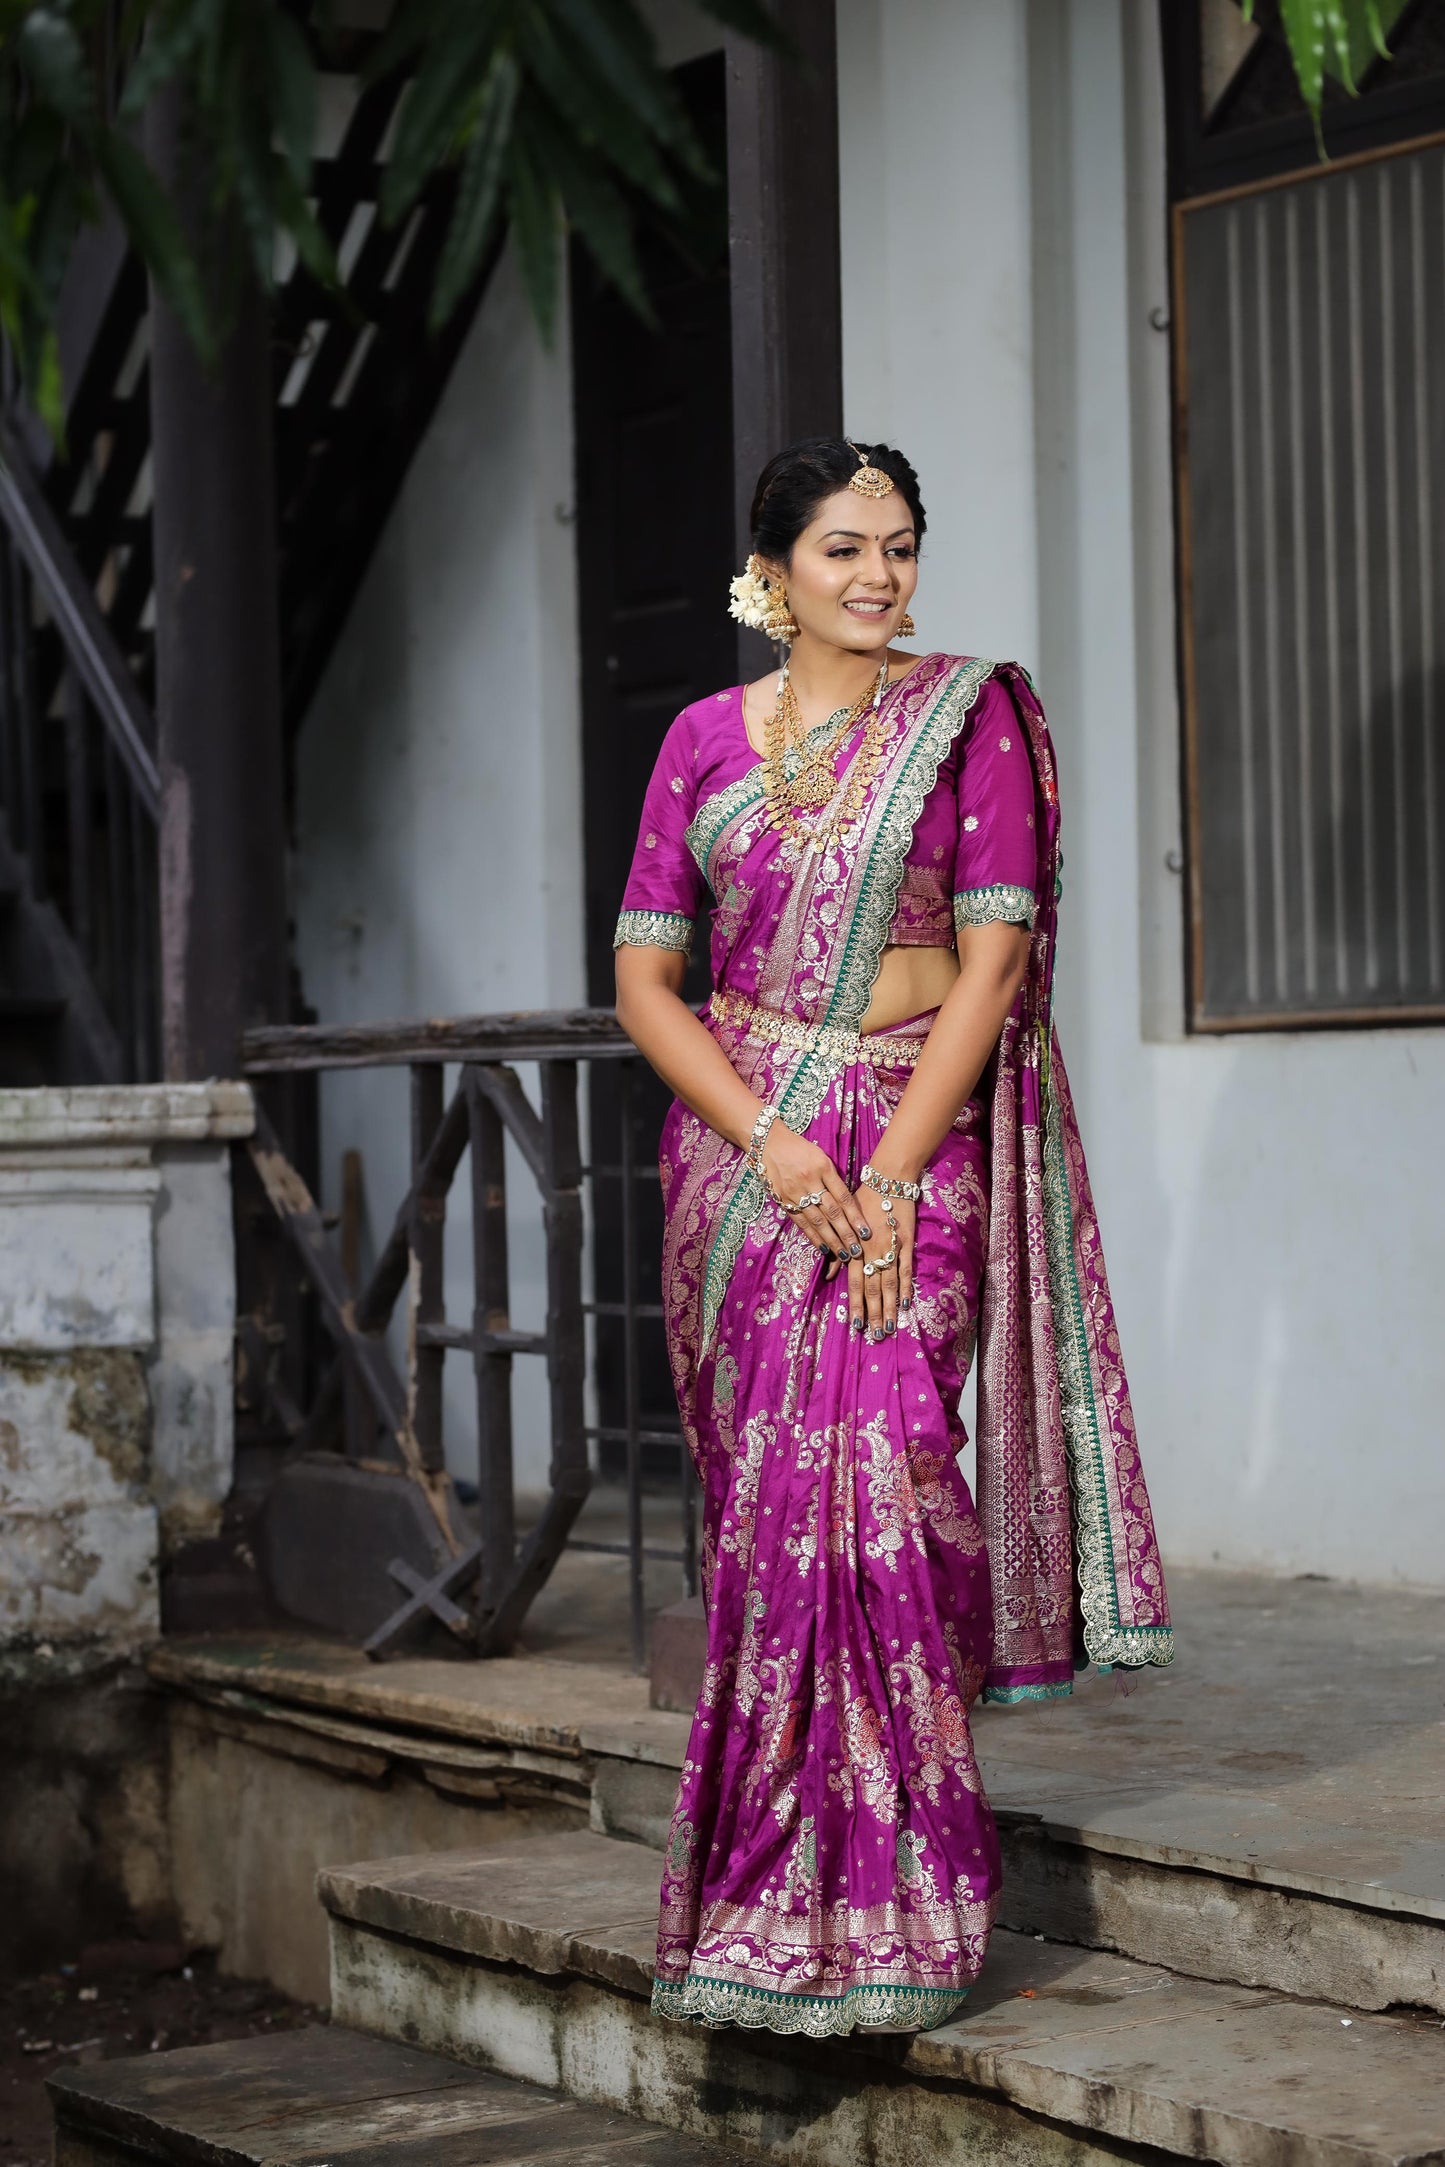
top-left (631, 655), bottom-right (1172, 2038)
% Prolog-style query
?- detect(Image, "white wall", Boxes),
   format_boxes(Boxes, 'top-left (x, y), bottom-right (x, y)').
top-left (839, 0), bottom-right (1445, 1587)
top-left (295, 253), bottom-right (583, 1488)
top-left (837, 0), bottom-right (1038, 670)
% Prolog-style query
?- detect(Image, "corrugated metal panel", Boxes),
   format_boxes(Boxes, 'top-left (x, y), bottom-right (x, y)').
top-left (1177, 133), bottom-right (1445, 1026)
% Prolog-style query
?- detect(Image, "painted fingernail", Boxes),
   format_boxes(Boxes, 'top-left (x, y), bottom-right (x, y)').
top-left (852, 1317), bottom-right (864, 1334)
top-left (886, 1319), bottom-right (896, 1334)
top-left (859, 1224), bottom-right (872, 1239)
top-left (850, 1242), bottom-right (862, 1258)
top-left (872, 1326), bottom-right (885, 1342)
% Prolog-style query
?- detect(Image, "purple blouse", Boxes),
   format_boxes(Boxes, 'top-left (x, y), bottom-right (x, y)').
top-left (615, 664), bottom-right (1040, 968)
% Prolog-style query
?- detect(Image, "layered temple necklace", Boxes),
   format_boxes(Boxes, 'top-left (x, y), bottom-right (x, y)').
top-left (761, 656), bottom-right (891, 852)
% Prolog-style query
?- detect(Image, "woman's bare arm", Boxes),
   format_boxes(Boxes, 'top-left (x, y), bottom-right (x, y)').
top-left (847, 920), bottom-right (1031, 1340)
top-left (869, 921), bottom-right (1032, 1182)
top-left (615, 947), bottom-right (872, 1260)
top-left (614, 946), bottom-right (759, 1149)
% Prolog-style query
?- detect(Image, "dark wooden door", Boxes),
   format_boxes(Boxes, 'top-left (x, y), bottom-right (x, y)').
top-left (571, 53), bottom-right (735, 1479)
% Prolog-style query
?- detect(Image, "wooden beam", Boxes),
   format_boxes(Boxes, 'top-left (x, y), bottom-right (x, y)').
top-left (146, 86), bottom-right (290, 1080)
top-left (242, 1006), bottom-right (637, 1072)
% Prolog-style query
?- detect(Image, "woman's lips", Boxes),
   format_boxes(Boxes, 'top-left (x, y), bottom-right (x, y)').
top-left (844, 599), bottom-right (891, 617)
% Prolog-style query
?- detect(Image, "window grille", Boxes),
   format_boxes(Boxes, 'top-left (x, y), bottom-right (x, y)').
top-left (1175, 131), bottom-right (1445, 1026)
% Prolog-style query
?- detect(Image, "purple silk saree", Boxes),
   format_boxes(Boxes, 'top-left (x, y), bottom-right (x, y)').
top-left (615, 654), bottom-right (1172, 2038)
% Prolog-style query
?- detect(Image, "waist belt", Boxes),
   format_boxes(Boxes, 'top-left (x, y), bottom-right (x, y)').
top-left (709, 985), bottom-right (933, 1069)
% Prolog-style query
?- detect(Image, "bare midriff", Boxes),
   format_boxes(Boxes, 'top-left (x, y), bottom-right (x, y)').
top-left (859, 942), bottom-right (959, 1035)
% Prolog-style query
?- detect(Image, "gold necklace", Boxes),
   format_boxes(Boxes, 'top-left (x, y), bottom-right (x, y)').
top-left (762, 660), bottom-right (890, 850)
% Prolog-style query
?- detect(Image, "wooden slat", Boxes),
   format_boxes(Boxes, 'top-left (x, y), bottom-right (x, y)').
top-left (247, 1104), bottom-right (458, 1554)
top-left (243, 1006), bottom-right (634, 1070)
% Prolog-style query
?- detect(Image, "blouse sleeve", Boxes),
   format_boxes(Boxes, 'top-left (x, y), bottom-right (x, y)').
top-left (953, 676), bottom-right (1041, 932)
top-left (613, 711), bottom-right (707, 956)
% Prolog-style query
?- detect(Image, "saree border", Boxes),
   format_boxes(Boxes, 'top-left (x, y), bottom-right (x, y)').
top-left (614, 908), bottom-right (695, 954)
top-left (1040, 1037), bottom-right (1175, 1673)
top-left (697, 658), bottom-right (996, 1351)
top-left (652, 1972), bottom-right (970, 2037)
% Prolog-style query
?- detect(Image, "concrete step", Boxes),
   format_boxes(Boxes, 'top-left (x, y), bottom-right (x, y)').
top-left (319, 1829), bottom-right (1445, 2167)
top-left (47, 2021), bottom-right (758, 2166)
top-left (153, 1632), bottom-right (1445, 2020)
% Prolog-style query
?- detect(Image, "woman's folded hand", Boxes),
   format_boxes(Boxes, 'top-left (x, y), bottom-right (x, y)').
top-left (759, 1123), bottom-right (870, 1267)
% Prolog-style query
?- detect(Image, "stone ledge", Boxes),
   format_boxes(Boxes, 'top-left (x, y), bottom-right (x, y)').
top-left (148, 1637), bottom-right (692, 1767)
top-left (48, 2021), bottom-right (754, 2166)
top-left (325, 1828), bottom-right (1445, 2167)
top-left (0, 1081), bottom-right (255, 1150)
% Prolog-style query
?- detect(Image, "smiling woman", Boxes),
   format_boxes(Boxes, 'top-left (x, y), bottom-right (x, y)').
top-left (613, 436), bottom-right (1174, 2040)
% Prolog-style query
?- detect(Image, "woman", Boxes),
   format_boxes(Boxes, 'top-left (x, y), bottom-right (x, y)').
top-left (614, 437), bottom-right (1172, 2040)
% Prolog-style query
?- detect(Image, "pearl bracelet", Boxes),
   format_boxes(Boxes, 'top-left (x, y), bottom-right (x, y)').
top-left (859, 1162), bottom-right (923, 1203)
top-left (747, 1104), bottom-right (782, 1172)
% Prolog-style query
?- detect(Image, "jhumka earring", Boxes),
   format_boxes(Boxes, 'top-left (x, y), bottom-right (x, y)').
top-left (845, 439), bottom-right (895, 499)
top-left (897, 611), bottom-right (916, 638)
top-left (763, 581), bottom-right (799, 643)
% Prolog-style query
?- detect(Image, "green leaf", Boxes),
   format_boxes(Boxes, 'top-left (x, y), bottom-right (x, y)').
top-left (380, 5), bottom-right (505, 226)
top-left (528, 102), bottom-right (651, 320)
top-left (232, 111), bottom-right (280, 291)
top-left (274, 159), bottom-right (338, 289)
top-left (264, 8), bottom-right (318, 189)
top-left (504, 129), bottom-right (560, 344)
top-left (542, 0), bottom-right (690, 154)
top-left (429, 48), bottom-right (519, 328)
top-left (517, 12), bottom-right (681, 209)
top-left (95, 127), bottom-right (213, 361)
top-left (362, 0), bottom-right (447, 86)
top-left (16, 9), bottom-right (97, 132)
top-left (117, 0), bottom-right (209, 120)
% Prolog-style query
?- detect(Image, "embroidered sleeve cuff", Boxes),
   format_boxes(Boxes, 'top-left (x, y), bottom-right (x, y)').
top-left (614, 909), bottom-right (695, 955)
top-left (953, 884), bottom-right (1038, 931)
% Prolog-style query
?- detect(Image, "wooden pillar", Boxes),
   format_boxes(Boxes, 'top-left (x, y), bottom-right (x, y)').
top-left (146, 91), bottom-right (290, 1081)
top-left (725, 0), bottom-right (843, 673)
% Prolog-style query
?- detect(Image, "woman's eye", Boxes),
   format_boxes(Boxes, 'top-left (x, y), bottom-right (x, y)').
top-left (888, 546), bottom-right (917, 560)
top-left (827, 546), bottom-right (859, 559)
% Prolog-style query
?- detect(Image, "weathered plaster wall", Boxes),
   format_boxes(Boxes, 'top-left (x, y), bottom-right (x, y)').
top-left (167, 1698), bottom-right (587, 2003)
top-left (0, 1084), bottom-right (252, 1968)
top-left (0, 1652), bottom-right (172, 1974)
top-left (0, 1084), bottom-right (252, 1646)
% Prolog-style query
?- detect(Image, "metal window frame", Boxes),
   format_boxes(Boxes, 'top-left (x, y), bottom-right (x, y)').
top-left (1172, 124), bottom-right (1445, 1032)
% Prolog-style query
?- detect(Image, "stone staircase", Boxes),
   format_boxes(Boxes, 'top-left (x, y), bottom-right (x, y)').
top-left (58, 1574), bottom-right (1445, 2166)
top-left (313, 1830), bottom-right (1445, 2167)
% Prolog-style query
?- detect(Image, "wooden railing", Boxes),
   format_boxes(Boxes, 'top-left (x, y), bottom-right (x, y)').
top-left (0, 417), bottom-right (161, 1080)
top-left (240, 1008), bottom-right (696, 1664)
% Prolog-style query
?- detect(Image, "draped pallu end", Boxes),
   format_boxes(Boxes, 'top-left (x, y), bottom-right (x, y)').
top-left (975, 666), bottom-right (1173, 1701)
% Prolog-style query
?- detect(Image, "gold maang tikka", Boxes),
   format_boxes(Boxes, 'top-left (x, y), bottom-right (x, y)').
top-left (845, 439), bottom-right (895, 499)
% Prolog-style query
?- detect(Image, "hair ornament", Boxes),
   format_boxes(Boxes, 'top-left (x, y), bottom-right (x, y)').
top-left (844, 439), bottom-right (895, 500)
top-left (728, 553), bottom-right (796, 640)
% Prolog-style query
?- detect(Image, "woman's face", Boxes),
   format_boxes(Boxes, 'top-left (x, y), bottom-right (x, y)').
top-left (763, 487), bottom-right (919, 654)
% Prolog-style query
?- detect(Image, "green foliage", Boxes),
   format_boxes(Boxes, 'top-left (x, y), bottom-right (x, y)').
top-left (0, 0), bottom-right (781, 441)
top-left (1240, 0), bottom-right (1407, 146)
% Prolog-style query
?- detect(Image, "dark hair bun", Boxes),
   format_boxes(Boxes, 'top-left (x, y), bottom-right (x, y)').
top-left (749, 437), bottom-right (926, 562)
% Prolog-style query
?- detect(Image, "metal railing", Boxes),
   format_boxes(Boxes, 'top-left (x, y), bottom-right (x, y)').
top-left (240, 1008), bottom-right (696, 1666)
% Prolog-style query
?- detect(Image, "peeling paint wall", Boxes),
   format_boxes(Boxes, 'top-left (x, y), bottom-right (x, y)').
top-left (0, 1085), bottom-right (254, 1969)
top-left (0, 1085), bottom-right (252, 1654)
